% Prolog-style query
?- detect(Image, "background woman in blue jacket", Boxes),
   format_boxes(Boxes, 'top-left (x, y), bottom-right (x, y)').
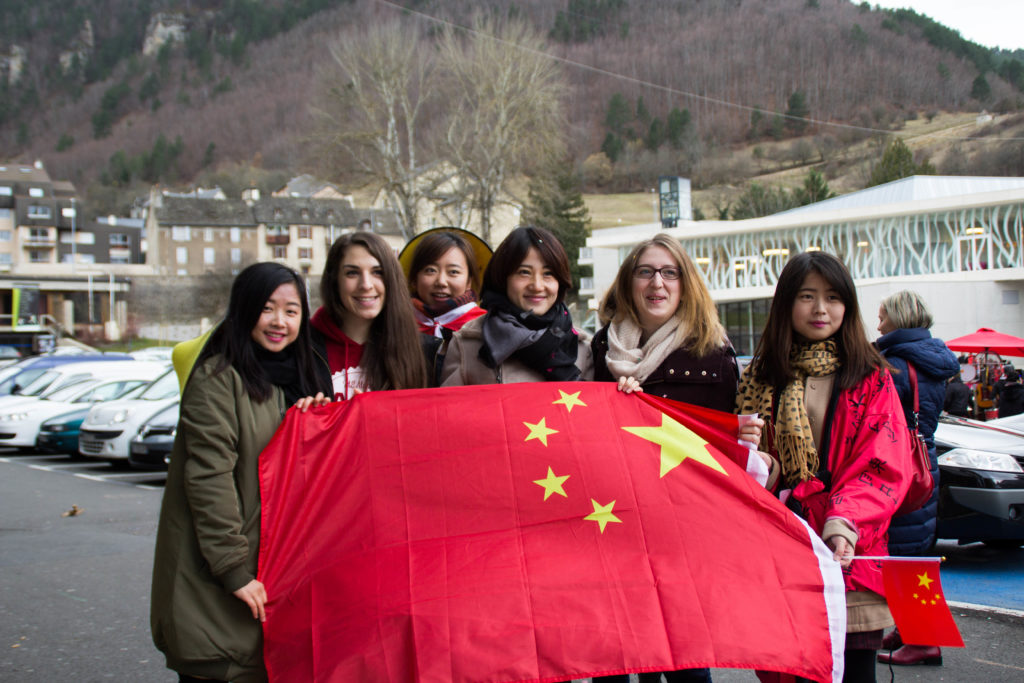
top-left (874, 290), bottom-right (959, 667)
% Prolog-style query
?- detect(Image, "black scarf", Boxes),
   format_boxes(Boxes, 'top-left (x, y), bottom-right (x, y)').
top-left (255, 346), bottom-right (306, 406)
top-left (478, 290), bottom-right (580, 382)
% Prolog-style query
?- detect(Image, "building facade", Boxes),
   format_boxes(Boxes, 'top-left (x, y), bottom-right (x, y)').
top-left (583, 176), bottom-right (1024, 353)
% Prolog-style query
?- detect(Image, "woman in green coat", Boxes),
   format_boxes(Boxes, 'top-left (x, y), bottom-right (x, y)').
top-left (151, 262), bottom-right (331, 682)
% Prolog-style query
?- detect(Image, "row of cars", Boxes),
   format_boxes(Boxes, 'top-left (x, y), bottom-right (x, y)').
top-left (0, 350), bottom-right (179, 469)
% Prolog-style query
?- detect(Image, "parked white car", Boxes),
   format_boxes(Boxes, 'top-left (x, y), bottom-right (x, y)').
top-left (79, 368), bottom-right (180, 464)
top-left (0, 376), bottom-right (153, 448)
top-left (0, 359), bottom-right (151, 411)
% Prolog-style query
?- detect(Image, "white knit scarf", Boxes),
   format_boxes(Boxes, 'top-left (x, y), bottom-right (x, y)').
top-left (605, 317), bottom-right (683, 384)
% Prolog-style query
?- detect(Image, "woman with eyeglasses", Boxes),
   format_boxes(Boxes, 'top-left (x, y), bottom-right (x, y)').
top-left (590, 234), bottom-right (759, 683)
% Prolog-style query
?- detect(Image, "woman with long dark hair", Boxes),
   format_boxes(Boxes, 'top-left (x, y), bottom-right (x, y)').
top-left (151, 262), bottom-right (331, 682)
top-left (313, 232), bottom-right (428, 398)
top-left (736, 252), bottom-right (912, 683)
top-left (440, 225), bottom-right (592, 385)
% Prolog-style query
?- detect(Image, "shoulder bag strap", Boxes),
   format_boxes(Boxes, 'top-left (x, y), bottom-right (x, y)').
top-left (906, 362), bottom-right (921, 430)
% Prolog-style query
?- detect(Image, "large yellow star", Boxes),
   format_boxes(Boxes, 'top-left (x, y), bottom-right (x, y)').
top-left (584, 499), bottom-right (622, 533)
top-left (916, 572), bottom-right (935, 589)
top-left (533, 466), bottom-right (570, 500)
top-left (622, 414), bottom-right (728, 478)
top-left (552, 390), bottom-right (587, 413)
top-left (524, 418), bottom-right (558, 446)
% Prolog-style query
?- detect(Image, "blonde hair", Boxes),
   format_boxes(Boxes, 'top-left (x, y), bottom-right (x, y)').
top-left (598, 234), bottom-right (726, 357)
top-left (881, 290), bottom-right (933, 330)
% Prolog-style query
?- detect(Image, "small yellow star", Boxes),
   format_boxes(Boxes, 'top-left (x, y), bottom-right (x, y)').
top-left (584, 499), bottom-right (622, 533)
top-left (533, 467), bottom-right (570, 500)
top-left (552, 390), bottom-right (587, 413)
top-left (524, 418), bottom-right (558, 446)
top-left (916, 572), bottom-right (934, 589)
top-left (623, 413), bottom-right (728, 478)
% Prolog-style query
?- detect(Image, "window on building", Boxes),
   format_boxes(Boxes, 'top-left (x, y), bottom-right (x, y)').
top-left (268, 224), bottom-right (288, 237)
top-left (109, 233), bottom-right (130, 247)
top-left (272, 246), bottom-right (287, 259)
top-left (0, 186), bottom-right (11, 196)
top-left (176, 247), bottom-right (188, 265)
top-left (204, 228), bottom-right (214, 242)
top-left (172, 226), bottom-right (191, 241)
top-left (29, 228), bottom-right (49, 241)
top-left (298, 225), bottom-right (312, 240)
top-left (300, 208), bottom-right (310, 220)
top-left (231, 248), bottom-right (241, 264)
top-left (0, 209), bottom-right (10, 219)
top-left (110, 252), bottom-right (130, 265)
top-left (29, 250), bottom-right (49, 263)
top-left (273, 208), bottom-right (284, 220)
top-left (0, 231), bottom-right (11, 242)
top-left (27, 205), bottom-right (51, 219)
top-left (0, 253), bottom-right (11, 264)
top-left (28, 187), bottom-right (43, 198)
top-left (230, 227), bottom-right (241, 243)
top-left (204, 247), bottom-right (215, 265)
top-left (298, 247), bottom-right (312, 260)
top-left (177, 268), bottom-right (188, 276)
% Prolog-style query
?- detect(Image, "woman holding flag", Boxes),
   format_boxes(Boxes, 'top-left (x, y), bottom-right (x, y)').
top-left (151, 262), bottom-right (331, 682)
top-left (312, 232), bottom-right (429, 398)
top-left (736, 251), bottom-right (912, 682)
top-left (440, 225), bottom-right (592, 385)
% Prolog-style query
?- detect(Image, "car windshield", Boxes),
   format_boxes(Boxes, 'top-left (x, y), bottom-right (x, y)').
top-left (72, 380), bottom-right (148, 403)
top-left (17, 370), bottom-right (61, 396)
top-left (45, 379), bottom-right (102, 402)
top-left (139, 370), bottom-right (179, 400)
top-left (0, 367), bottom-right (44, 394)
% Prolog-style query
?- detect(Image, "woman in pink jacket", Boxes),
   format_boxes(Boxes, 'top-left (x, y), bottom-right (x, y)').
top-left (736, 251), bottom-right (912, 683)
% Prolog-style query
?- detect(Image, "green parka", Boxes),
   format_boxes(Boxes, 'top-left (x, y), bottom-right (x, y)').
top-left (151, 356), bottom-right (286, 677)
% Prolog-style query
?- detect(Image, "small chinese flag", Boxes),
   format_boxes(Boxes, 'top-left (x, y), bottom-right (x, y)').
top-left (881, 559), bottom-right (964, 647)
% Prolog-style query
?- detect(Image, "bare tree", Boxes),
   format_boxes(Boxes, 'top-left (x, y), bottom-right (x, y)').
top-left (437, 15), bottom-right (567, 243)
top-left (311, 20), bottom-right (436, 239)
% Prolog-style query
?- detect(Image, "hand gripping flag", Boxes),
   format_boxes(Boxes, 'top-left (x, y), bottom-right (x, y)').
top-left (258, 382), bottom-right (846, 682)
top-left (880, 559), bottom-right (964, 647)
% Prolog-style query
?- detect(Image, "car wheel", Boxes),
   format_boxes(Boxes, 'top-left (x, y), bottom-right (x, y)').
top-left (982, 539), bottom-right (1024, 550)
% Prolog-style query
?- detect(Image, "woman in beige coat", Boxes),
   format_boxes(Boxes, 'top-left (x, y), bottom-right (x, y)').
top-left (440, 225), bottom-right (592, 386)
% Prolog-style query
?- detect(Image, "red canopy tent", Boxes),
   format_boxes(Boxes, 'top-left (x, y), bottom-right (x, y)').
top-left (946, 328), bottom-right (1024, 357)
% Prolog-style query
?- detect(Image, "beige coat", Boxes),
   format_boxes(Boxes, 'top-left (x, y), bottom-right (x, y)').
top-left (440, 314), bottom-right (593, 386)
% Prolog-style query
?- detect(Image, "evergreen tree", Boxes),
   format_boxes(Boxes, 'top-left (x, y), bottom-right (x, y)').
top-left (666, 107), bottom-right (691, 149)
top-left (730, 182), bottom-right (798, 219)
top-left (645, 118), bottom-right (665, 151)
top-left (794, 169), bottom-right (836, 206)
top-left (635, 96), bottom-right (651, 126)
top-left (868, 138), bottom-right (936, 187)
top-left (971, 74), bottom-right (992, 101)
top-left (523, 161), bottom-right (592, 294)
top-left (601, 132), bottom-right (624, 162)
top-left (605, 93), bottom-right (632, 135)
top-left (785, 90), bottom-right (810, 135)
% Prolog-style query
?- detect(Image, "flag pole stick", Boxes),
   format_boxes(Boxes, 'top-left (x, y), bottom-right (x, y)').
top-left (851, 556), bottom-right (946, 562)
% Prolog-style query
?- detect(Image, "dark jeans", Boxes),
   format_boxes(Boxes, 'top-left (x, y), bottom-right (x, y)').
top-left (594, 669), bottom-right (712, 683)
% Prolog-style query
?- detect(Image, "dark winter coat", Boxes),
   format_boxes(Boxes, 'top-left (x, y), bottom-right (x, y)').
top-left (998, 382), bottom-right (1024, 418)
top-left (876, 327), bottom-right (960, 555)
top-left (591, 326), bottom-right (739, 412)
top-left (151, 357), bottom-right (286, 679)
top-left (944, 376), bottom-right (972, 417)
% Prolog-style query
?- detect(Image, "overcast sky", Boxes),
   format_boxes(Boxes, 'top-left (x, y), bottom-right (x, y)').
top-left (858, 1), bottom-right (1024, 51)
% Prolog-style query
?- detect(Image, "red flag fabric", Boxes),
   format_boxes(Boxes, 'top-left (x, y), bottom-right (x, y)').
top-left (258, 382), bottom-right (846, 682)
top-left (880, 559), bottom-right (965, 647)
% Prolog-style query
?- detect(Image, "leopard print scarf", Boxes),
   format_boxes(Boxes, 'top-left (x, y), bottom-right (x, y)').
top-left (736, 340), bottom-right (841, 487)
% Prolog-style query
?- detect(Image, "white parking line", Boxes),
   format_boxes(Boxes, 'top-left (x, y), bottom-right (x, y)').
top-left (73, 473), bottom-right (113, 483)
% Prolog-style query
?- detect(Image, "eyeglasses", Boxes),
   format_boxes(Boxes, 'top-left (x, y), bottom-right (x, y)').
top-left (633, 266), bottom-right (681, 281)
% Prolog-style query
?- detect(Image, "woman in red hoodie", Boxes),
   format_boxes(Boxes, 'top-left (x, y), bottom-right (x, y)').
top-left (312, 232), bottom-right (428, 399)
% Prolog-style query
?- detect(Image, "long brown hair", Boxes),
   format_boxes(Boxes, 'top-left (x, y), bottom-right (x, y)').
top-left (748, 251), bottom-right (886, 390)
top-left (321, 233), bottom-right (428, 390)
top-left (599, 234), bottom-right (726, 357)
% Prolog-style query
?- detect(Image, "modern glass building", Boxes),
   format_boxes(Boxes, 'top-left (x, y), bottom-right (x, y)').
top-left (581, 176), bottom-right (1024, 353)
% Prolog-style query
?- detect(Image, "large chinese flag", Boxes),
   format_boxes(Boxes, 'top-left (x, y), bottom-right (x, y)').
top-left (881, 559), bottom-right (964, 647)
top-left (258, 382), bottom-right (845, 682)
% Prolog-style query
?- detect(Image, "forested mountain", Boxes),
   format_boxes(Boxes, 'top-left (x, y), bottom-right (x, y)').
top-left (1, 0), bottom-right (1022, 214)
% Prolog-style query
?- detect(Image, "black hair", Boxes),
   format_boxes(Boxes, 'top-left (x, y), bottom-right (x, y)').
top-left (198, 262), bottom-right (326, 402)
top-left (481, 226), bottom-right (572, 302)
top-left (749, 251), bottom-right (887, 390)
